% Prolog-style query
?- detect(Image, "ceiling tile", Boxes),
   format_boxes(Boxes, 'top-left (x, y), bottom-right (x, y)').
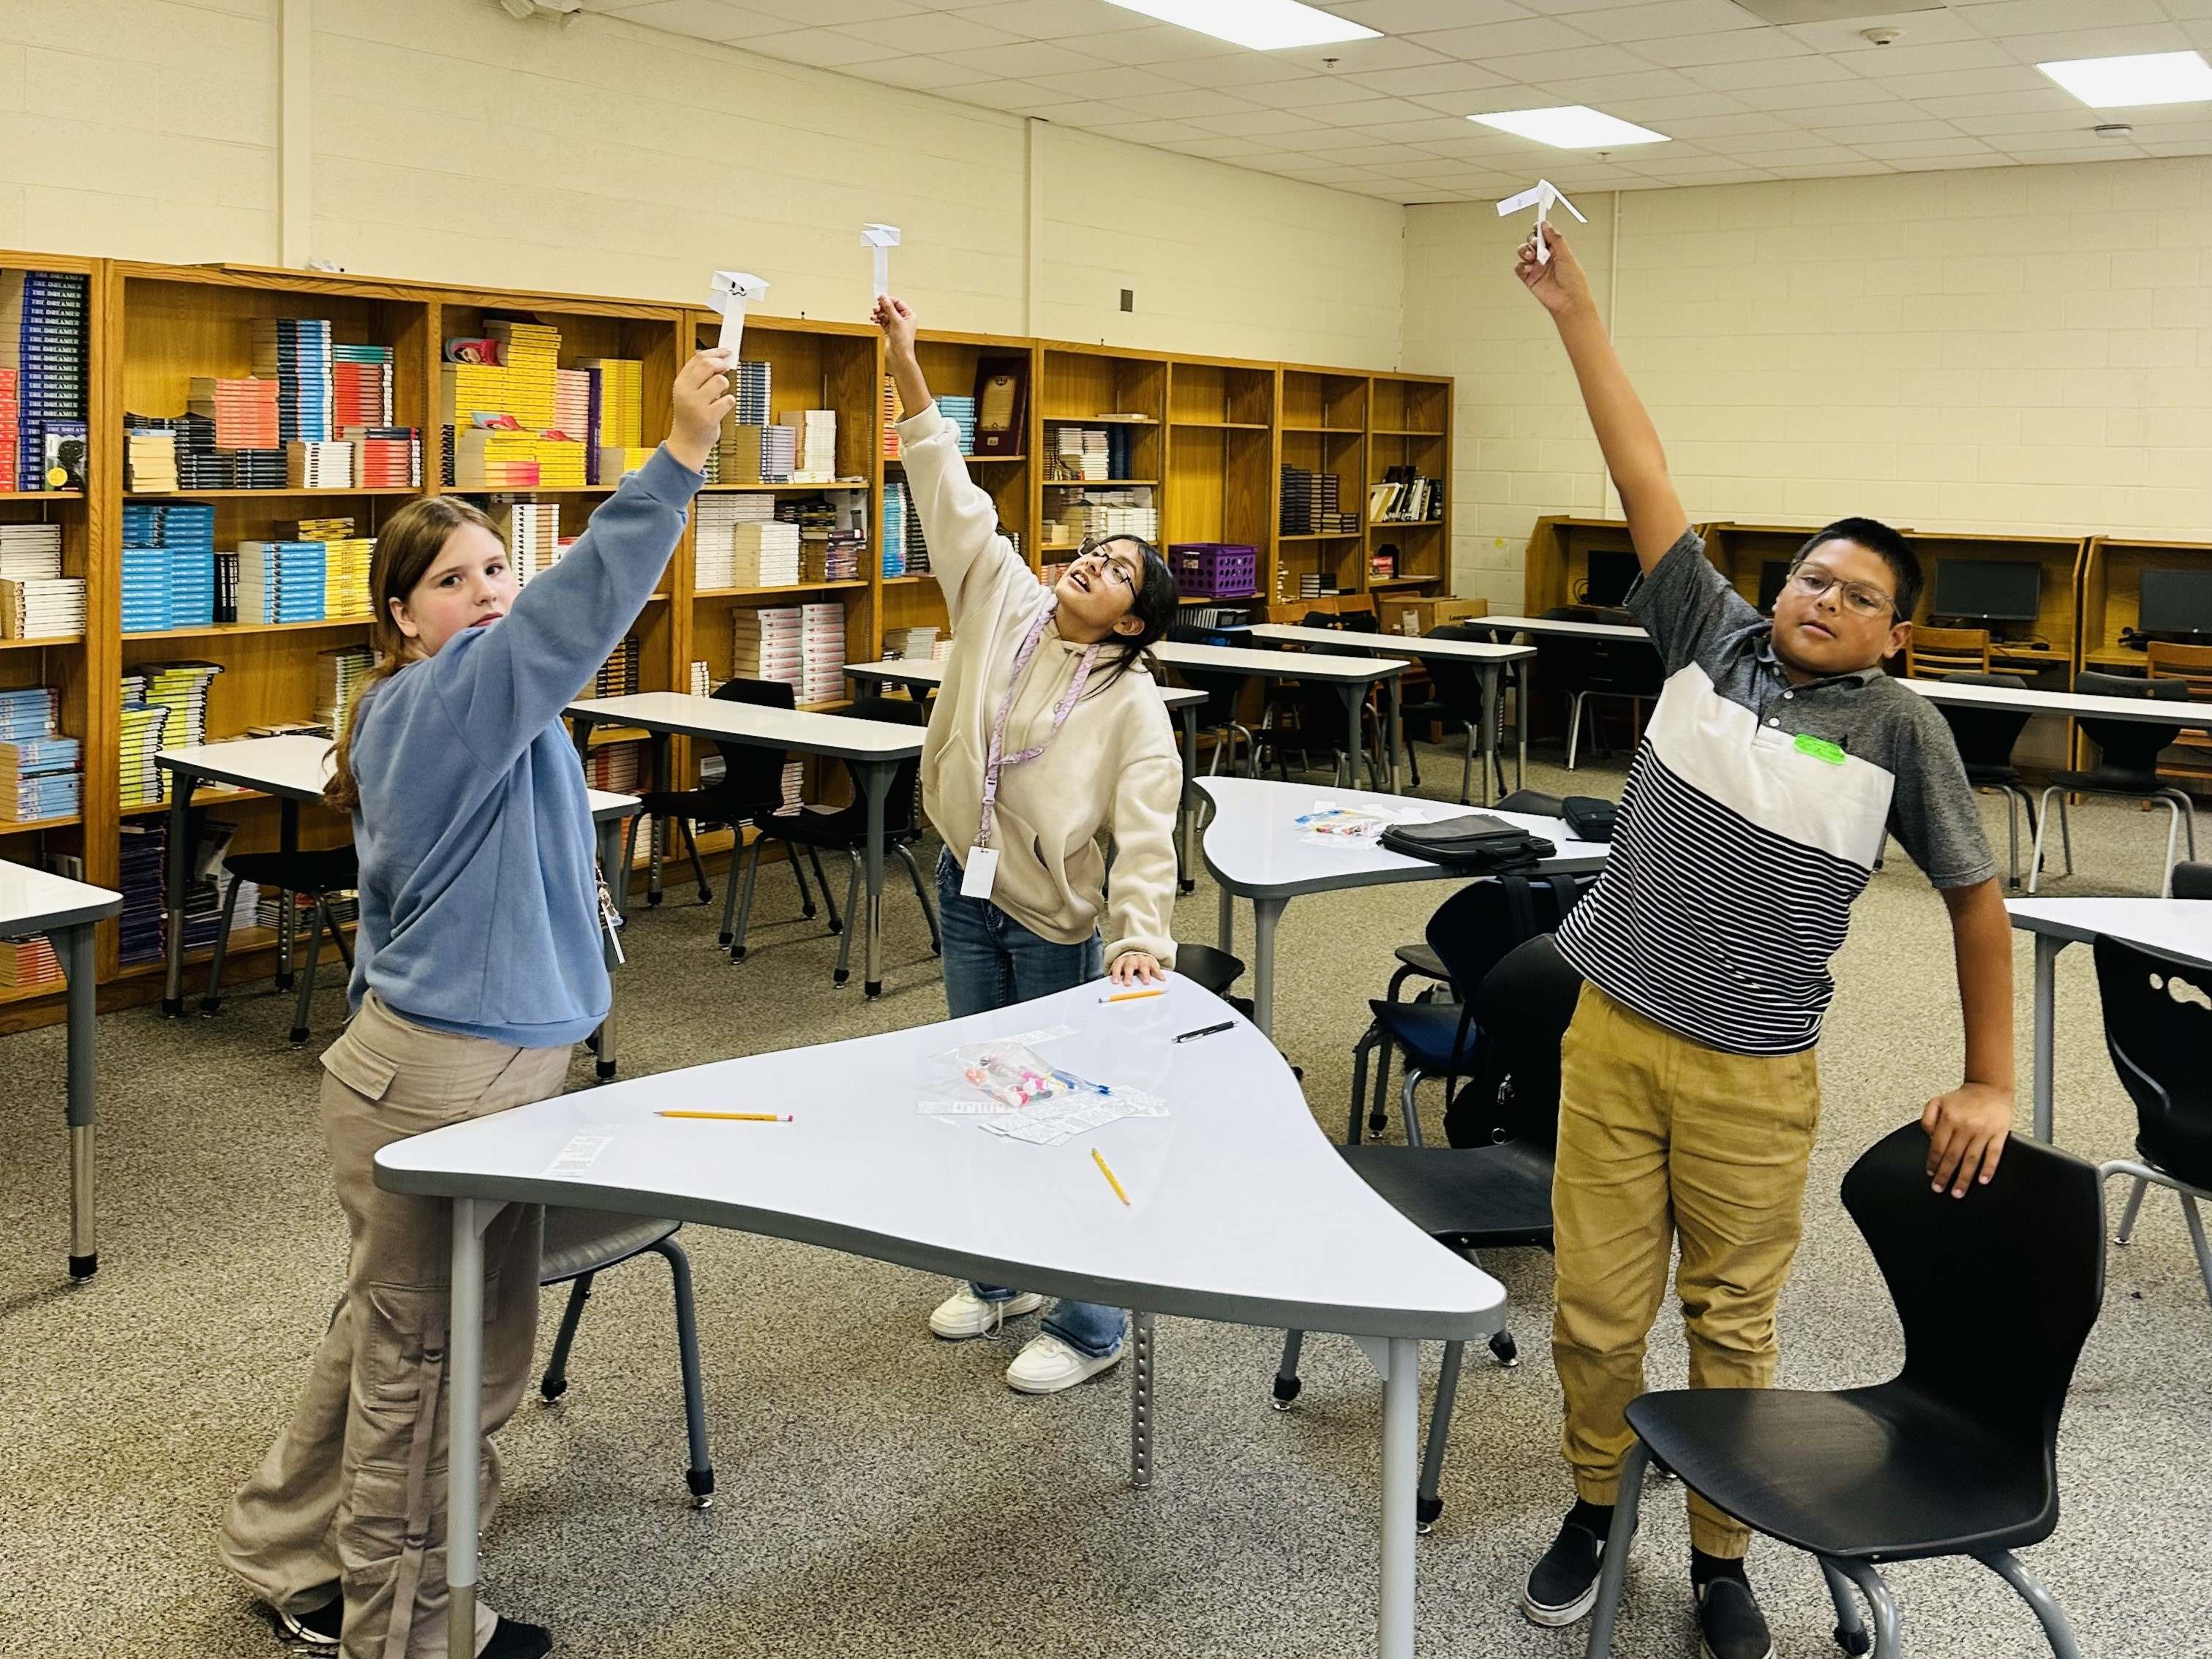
top-left (1066, 22), bottom-right (1241, 67)
top-left (1850, 135), bottom-right (1999, 159)
top-left (1349, 114), bottom-right (1502, 143)
top-left (1683, 52), bottom-right (1857, 91)
top-left (1308, 96), bottom-right (1450, 127)
top-left (1018, 63), bottom-right (1187, 98)
top-left (610, 1), bottom-right (794, 42)
top-left (936, 77), bottom-right (1064, 112)
top-left (846, 53), bottom-right (986, 91)
top-left (1156, 134), bottom-right (1277, 160)
top-left (1402, 17), bottom-right (1603, 59)
top-left (1346, 61), bottom-right (1513, 97)
top-left (1083, 117), bottom-right (1221, 144)
top-left (1632, 26), bottom-right (1814, 68)
top-left (1951, 0), bottom-right (2170, 33)
top-left (1272, 35), bottom-right (1457, 75)
top-left (1329, 1), bottom-right (1540, 35)
top-left (949, 0), bottom-right (1158, 40)
top-left (1328, 141), bottom-right (1451, 165)
top-left (1568, 0), bottom-right (1771, 45)
top-left (740, 29), bottom-right (909, 66)
top-left (1876, 67), bottom-right (2066, 100)
top-left (1186, 108), bottom-right (1333, 137)
top-left (1105, 88), bottom-right (1265, 121)
top-left (1238, 74), bottom-right (1410, 109)
top-left (1520, 67), bottom-right (1718, 104)
top-left (1990, 22), bottom-right (2194, 61)
top-left (1781, 7), bottom-right (1985, 53)
top-left (702, 0), bottom-right (917, 23)
top-left (1472, 42), bottom-right (1666, 84)
top-left (1656, 109), bottom-right (1802, 138)
top-left (933, 38), bottom-right (1121, 79)
top-left (836, 10), bottom-right (1025, 51)
top-left (1839, 39), bottom-right (2019, 78)
top-left (1142, 48), bottom-right (1318, 88)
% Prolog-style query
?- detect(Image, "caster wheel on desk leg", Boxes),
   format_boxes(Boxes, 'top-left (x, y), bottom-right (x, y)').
top-left (834, 968), bottom-right (850, 986)
top-left (288, 1027), bottom-right (309, 1047)
top-left (1271, 1375), bottom-right (1301, 1410)
top-left (1180, 879), bottom-right (1195, 895)
top-left (161, 996), bottom-right (183, 1017)
top-left (1367, 1113), bottom-right (1388, 1137)
top-left (1416, 1496), bottom-right (1442, 1535)
top-left (730, 946), bottom-right (748, 963)
top-left (865, 979), bottom-right (881, 999)
top-left (199, 998), bottom-right (222, 1017)
top-left (827, 917), bottom-right (843, 935)
top-left (596, 1058), bottom-right (616, 1081)
top-left (274, 974), bottom-right (296, 993)
top-left (1489, 1331), bottom-right (1519, 1368)
top-left (68, 1252), bottom-right (97, 1282)
top-left (687, 1469), bottom-right (715, 1511)
top-left (541, 1376), bottom-right (568, 1404)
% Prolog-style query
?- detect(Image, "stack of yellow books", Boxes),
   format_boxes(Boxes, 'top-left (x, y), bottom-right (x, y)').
top-left (581, 358), bottom-right (642, 449)
top-left (301, 518), bottom-right (373, 620)
top-left (487, 321), bottom-right (560, 432)
top-left (454, 426), bottom-right (541, 489)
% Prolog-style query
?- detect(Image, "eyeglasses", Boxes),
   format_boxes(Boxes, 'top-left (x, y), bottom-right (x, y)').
top-left (1787, 563), bottom-right (1896, 620)
top-left (1075, 537), bottom-right (1140, 595)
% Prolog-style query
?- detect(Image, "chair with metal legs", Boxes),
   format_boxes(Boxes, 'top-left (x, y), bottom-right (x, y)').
top-left (1397, 623), bottom-right (1511, 804)
top-left (1582, 1121), bottom-right (2104, 1659)
top-left (2029, 672), bottom-right (2197, 896)
top-left (732, 696), bottom-right (941, 981)
top-left (1274, 936), bottom-right (1583, 1535)
top-left (200, 845), bottom-right (359, 1047)
top-left (1165, 623), bottom-right (1257, 778)
top-left (2091, 933), bottom-right (2212, 1313)
top-left (1930, 671), bottom-right (2044, 891)
top-left (538, 1207), bottom-right (715, 1508)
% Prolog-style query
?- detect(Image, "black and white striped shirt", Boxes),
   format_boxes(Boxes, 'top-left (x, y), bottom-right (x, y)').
top-left (1554, 531), bottom-right (1995, 1056)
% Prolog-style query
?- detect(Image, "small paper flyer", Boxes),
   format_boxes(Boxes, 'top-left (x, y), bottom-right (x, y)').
top-left (1294, 799), bottom-right (1430, 847)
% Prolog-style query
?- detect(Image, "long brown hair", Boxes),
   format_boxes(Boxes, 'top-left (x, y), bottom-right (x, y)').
top-left (323, 495), bottom-right (500, 813)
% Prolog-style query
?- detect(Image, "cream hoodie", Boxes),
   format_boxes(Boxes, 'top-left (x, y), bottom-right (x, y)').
top-left (899, 400), bottom-right (1179, 969)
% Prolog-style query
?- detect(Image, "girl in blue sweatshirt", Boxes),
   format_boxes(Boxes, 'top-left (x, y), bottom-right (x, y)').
top-left (219, 348), bottom-right (731, 1659)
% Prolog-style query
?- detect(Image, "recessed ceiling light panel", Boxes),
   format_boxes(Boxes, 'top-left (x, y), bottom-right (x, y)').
top-left (1470, 106), bottom-right (1670, 148)
top-left (2039, 50), bottom-right (2212, 109)
top-left (1098, 1), bottom-right (1380, 51)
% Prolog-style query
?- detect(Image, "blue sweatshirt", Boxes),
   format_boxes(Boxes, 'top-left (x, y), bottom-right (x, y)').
top-left (344, 446), bottom-right (701, 1047)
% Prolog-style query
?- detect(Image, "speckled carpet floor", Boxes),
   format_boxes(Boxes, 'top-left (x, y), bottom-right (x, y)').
top-left (1, 743), bottom-right (2205, 1659)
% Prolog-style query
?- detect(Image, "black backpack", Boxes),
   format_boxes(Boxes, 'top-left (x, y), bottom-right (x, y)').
top-left (1432, 876), bottom-right (1592, 1148)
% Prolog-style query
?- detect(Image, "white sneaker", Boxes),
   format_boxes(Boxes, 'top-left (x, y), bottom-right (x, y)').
top-left (1005, 1331), bottom-right (1124, 1394)
top-left (929, 1287), bottom-right (1044, 1339)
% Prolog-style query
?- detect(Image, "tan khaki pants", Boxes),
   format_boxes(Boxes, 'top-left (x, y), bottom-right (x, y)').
top-left (1550, 984), bottom-right (1821, 1557)
top-left (218, 993), bottom-right (573, 1659)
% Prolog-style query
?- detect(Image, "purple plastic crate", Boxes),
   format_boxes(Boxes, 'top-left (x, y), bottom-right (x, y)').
top-left (1169, 541), bottom-right (1258, 598)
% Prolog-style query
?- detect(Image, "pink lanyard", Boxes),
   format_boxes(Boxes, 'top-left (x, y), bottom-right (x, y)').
top-left (978, 601), bottom-right (1099, 851)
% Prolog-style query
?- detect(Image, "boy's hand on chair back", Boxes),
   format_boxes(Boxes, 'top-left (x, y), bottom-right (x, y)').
top-left (1516, 223), bottom-right (1592, 318)
top-left (873, 295), bottom-right (919, 362)
top-left (669, 348), bottom-right (734, 474)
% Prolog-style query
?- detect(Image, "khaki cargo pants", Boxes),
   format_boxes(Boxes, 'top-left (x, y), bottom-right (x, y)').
top-left (219, 992), bottom-right (573, 1658)
top-left (1551, 984), bottom-right (1821, 1558)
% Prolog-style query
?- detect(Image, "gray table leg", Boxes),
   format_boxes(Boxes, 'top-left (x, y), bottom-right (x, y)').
top-left (1252, 896), bottom-right (1285, 1038)
top-left (1480, 664), bottom-right (1500, 808)
top-left (1217, 881), bottom-right (1234, 955)
top-left (160, 780), bottom-right (190, 1016)
top-left (1129, 1309), bottom-right (1156, 1489)
top-left (1380, 1336), bottom-right (1418, 1659)
top-left (62, 922), bottom-right (97, 1280)
top-left (1516, 658), bottom-right (1530, 792)
top-left (447, 1199), bottom-right (488, 1659)
top-left (274, 799), bottom-right (299, 990)
top-left (568, 714), bottom-right (592, 769)
top-left (1339, 685), bottom-right (1363, 791)
top-left (647, 734), bottom-right (669, 907)
top-left (1177, 702), bottom-right (1198, 894)
top-left (1387, 675), bottom-right (1404, 796)
top-left (593, 816), bottom-right (622, 1083)
top-left (2033, 934), bottom-right (2062, 1143)
top-left (857, 761), bottom-right (892, 998)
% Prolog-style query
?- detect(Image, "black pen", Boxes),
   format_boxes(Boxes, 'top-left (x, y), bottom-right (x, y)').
top-left (1173, 1020), bottom-right (1234, 1045)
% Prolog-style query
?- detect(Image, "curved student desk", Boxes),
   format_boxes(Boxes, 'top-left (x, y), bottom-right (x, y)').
top-left (1196, 775), bottom-right (1611, 1038)
top-left (1903, 674), bottom-right (2212, 730)
top-left (154, 734), bottom-right (641, 1078)
top-left (2006, 896), bottom-right (2212, 1144)
top-left (0, 859), bottom-right (122, 1279)
top-left (1152, 636), bottom-right (1412, 794)
top-left (842, 655), bottom-right (1210, 891)
top-left (1246, 625), bottom-right (1538, 806)
top-left (1478, 612), bottom-right (1650, 642)
top-left (566, 691), bottom-right (925, 998)
top-left (375, 975), bottom-right (1504, 1659)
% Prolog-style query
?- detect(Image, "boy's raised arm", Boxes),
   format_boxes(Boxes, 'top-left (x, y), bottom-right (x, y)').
top-left (1519, 222), bottom-right (1688, 573)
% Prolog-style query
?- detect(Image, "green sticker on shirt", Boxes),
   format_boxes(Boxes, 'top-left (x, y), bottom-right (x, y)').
top-left (1794, 733), bottom-right (1846, 765)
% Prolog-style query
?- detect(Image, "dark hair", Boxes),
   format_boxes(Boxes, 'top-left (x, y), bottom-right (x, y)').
top-left (1792, 516), bottom-right (1920, 621)
top-left (325, 495), bottom-right (501, 813)
top-left (1083, 535), bottom-right (1178, 693)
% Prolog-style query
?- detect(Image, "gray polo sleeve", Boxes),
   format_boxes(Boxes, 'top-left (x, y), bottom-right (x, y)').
top-left (1884, 695), bottom-right (1998, 890)
top-left (1622, 527), bottom-right (1761, 674)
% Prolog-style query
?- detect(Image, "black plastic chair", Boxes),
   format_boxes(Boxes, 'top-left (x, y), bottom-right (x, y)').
top-left (1933, 671), bottom-right (2044, 891)
top-left (200, 845), bottom-right (358, 1047)
top-left (1399, 622), bottom-right (1510, 805)
top-left (537, 1208), bottom-right (715, 1508)
top-left (2031, 672), bottom-right (2198, 896)
top-left (1584, 1121), bottom-right (2104, 1659)
top-left (1173, 941), bottom-right (1254, 1019)
top-left (2091, 933), bottom-right (2212, 1313)
top-left (1260, 623), bottom-right (1389, 788)
top-left (731, 696), bottom-right (940, 982)
top-left (1273, 936), bottom-right (1584, 1534)
top-left (1166, 622), bottom-right (1256, 778)
top-left (2171, 860), bottom-right (2212, 899)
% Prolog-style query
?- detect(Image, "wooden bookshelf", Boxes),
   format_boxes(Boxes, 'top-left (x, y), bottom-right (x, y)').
top-left (1037, 344), bottom-right (1167, 579)
top-left (1276, 366), bottom-right (1369, 606)
top-left (1163, 355), bottom-right (1274, 606)
top-left (1366, 372), bottom-right (1452, 596)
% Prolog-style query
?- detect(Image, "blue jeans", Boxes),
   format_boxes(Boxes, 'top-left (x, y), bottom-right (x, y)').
top-left (937, 848), bottom-right (1126, 1359)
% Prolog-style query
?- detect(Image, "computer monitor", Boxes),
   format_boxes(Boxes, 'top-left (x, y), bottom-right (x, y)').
top-left (1584, 549), bottom-right (1638, 607)
top-left (1933, 559), bottom-right (2040, 625)
top-left (2138, 568), bottom-right (2212, 639)
top-left (1757, 560), bottom-right (1790, 614)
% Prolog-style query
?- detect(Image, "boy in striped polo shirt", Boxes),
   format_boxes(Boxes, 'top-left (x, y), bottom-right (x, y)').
top-left (1512, 223), bottom-right (2016, 1659)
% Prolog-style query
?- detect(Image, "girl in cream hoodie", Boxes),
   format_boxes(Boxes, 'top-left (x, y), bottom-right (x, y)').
top-left (877, 295), bottom-right (1182, 1395)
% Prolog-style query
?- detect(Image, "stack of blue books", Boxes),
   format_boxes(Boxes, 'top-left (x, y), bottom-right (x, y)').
top-left (237, 540), bottom-right (328, 624)
top-left (254, 317), bottom-right (334, 443)
top-left (121, 503), bottom-right (216, 631)
top-left (0, 686), bottom-right (59, 741)
top-left (937, 395), bottom-right (977, 456)
top-left (881, 487), bottom-right (905, 578)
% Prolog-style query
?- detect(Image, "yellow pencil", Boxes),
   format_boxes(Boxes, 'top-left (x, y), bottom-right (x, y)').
top-left (1091, 1147), bottom-right (1131, 1206)
top-left (1099, 988), bottom-right (1165, 1003)
top-left (656, 1110), bottom-right (792, 1122)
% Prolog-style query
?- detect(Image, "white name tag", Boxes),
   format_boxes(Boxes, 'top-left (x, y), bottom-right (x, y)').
top-left (960, 845), bottom-right (1000, 900)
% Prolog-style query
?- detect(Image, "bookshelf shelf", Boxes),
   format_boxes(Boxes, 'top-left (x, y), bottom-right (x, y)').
top-left (1282, 531), bottom-right (1363, 542)
top-left (1283, 426), bottom-right (1363, 435)
top-left (0, 489), bottom-right (86, 501)
top-left (699, 481), bottom-right (869, 492)
top-left (1372, 429), bottom-right (1446, 438)
top-left (586, 725), bottom-right (650, 748)
top-left (1170, 421), bottom-right (1268, 431)
top-left (884, 454), bottom-right (1024, 464)
top-left (124, 488), bottom-right (421, 500)
top-left (1369, 576), bottom-right (1442, 589)
top-left (119, 787), bottom-right (275, 819)
top-left (695, 582), bottom-right (868, 599)
top-left (123, 617), bottom-right (372, 642)
top-left (0, 813), bottom-right (83, 835)
top-left (1045, 478), bottom-right (1157, 488)
top-left (881, 574), bottom-right (936, 586)
top-left (0, 634), bottom-right (84, 651)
